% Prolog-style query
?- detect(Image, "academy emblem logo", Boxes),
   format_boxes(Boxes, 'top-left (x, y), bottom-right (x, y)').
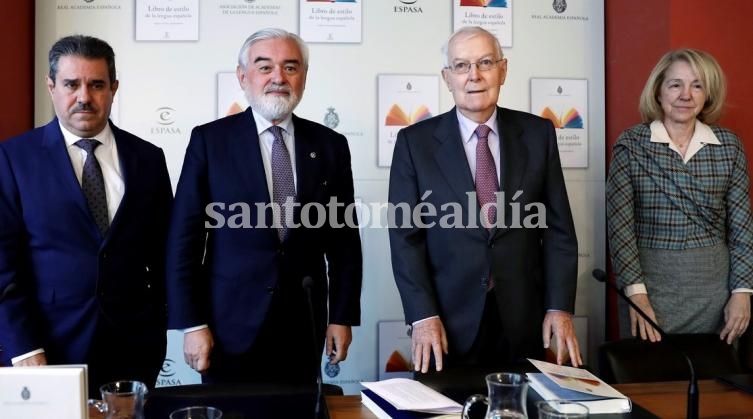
top-left (552, 0), bottom-right (567, 13)
top-left (324, 107), bottom-right (340, 129)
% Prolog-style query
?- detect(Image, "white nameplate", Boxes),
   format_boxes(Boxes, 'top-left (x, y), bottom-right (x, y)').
top-left (0, 365), bottom-right (87, 419)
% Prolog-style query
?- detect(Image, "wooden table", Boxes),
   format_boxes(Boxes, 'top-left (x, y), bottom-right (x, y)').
top-left (326, 395), bottom-right (377, 419)
top-left (612, 379), bottom-right (753, 419)
top-left (326, 379), bottom-right (753, 419)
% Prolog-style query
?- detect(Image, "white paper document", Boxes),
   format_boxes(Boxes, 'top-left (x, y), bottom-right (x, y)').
top-left (361, 378), bottom-right (462, 414)
top-left (527, 359), bottom-right (631, 414)
top-left (528, 358), bottom-right (623, 398)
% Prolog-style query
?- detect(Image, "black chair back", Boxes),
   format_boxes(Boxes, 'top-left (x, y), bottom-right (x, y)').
top-left (598, 334), bottom-right (742, 384)
top-left (144, 383), bottom-right (341, 419)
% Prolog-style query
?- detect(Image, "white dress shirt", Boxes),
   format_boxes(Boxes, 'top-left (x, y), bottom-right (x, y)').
top-left (252, 109), bottom-right (298, 198)
top-left (61, 121), bottom-right (125, 223)
top-left (457, 109), bottom-right (501, 183)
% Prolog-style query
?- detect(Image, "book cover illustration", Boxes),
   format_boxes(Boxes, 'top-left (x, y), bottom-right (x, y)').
top-left (377, 74), bottom-right (439, 167)
top-left (378, 321), bottom-right (413, 379)
top-left (530, 78), bottom-right (588, 168)
top-left (460, 0), bottom-right (508, 7)
top-left (540, 107), bottom-right (584, 129)
top-left (528, 359), bottom-right (623, 398)
top-left (384, 104), bottom-right (432, 126)
top-left (300, 0), bottom-right (361, 43)
top-left (453, 0), bottom-right (513, 47)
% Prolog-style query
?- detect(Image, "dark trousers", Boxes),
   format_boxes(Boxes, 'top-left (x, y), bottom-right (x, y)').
top-left (445, 291), bottom-right (513, 369)
top-left (86, 318), bottom-right (166, 399)
top-left (446, 291), bottom-right (545, 368)
top-left (203, 286), bottom-right (322, 385)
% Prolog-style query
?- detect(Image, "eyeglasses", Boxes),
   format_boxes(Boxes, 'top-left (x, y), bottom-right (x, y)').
top-left (446, 58), bottom-right (505, 74)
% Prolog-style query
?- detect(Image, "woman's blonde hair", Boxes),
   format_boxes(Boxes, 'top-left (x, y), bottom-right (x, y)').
top-left (638, 48), bottom-right (726, 124)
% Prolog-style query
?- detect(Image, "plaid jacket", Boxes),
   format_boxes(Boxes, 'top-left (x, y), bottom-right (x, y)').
top-left (606, 122), bottom-right (753, 290)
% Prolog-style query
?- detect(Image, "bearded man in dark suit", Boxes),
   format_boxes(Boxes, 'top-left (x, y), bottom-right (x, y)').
top-left (166, 28), bottom-right (362, 384)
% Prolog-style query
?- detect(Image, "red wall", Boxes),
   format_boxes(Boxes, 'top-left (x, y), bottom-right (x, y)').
top-left (0, 3), bottom-right (34, 140)
top-left (669, 2), bottom-right (753, 146)
top-left (605, 0), bottom-right (753, 338)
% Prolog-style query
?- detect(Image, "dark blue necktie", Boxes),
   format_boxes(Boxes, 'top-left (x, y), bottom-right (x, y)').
top-left (75, 139), bottom-right (109, 236)
top-left (269, 126), bottom-right (295, 241)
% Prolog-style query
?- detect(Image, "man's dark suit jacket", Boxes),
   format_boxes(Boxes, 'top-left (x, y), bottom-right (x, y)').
top-left (166, 108), bottom-right (362, 354)
top-left (0, 118), bottom-right (172, 369)
top-left (388, 107), bottom-right (577, 360)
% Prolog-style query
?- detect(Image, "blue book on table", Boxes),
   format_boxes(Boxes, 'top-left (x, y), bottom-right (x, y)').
top-left (360, 389), bottom-right (444, 419)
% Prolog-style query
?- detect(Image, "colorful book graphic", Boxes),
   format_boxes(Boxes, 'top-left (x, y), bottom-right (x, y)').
top-left (385, 350), bottom-right (411, 373)
top-left (540, 107), bottom-right (584, 129)
top-left (385, 104), bottom-right (432, 126)
top-left (459, 0), bottom-right (508, 7)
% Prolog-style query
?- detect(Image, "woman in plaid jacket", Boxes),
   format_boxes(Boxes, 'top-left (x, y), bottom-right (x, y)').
top-left (607, 48), bottom-right (752, 345)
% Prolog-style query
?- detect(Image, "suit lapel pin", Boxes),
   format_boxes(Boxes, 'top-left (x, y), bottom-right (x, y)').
top-left (310, 152), bottom-right (317, 159)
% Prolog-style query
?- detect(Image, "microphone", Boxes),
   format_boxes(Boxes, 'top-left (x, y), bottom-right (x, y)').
top-left (593, 269), bottom-right (698, 419)
top-left (302, 276), bottom-right (323, 419)
top-left (0, 282), bottom-right (17, 303)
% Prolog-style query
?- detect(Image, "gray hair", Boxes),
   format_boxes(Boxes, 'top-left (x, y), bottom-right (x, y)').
top-left (237, 28), bottom-right (309, 70)
top-left (441, 26), bottom-right (504, 68)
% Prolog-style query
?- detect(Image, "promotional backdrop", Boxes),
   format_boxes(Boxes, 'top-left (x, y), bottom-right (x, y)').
top-left (34, 0), bottom-right (605, 394)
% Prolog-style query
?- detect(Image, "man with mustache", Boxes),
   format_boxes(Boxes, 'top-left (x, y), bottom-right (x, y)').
top-left (166, 28), bottom-right (362, 384)
top-left (388, 26), bottom-right (581, 373)
top-left (0, 35), bottom-right (172, 397)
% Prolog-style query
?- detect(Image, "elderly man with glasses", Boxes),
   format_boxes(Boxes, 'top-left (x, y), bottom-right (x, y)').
top-left (388, 26), bottom-right (581, 374)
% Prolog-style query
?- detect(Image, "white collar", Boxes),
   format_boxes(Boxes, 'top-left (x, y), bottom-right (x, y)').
top-left (649, 119), bottom-right (720, 145)
top-left (649, 120), bottom-right (720, 163)
top-left (251, 109), bottom-right (294, 136)
top-left (456, 109), bottom-right (499, 144)
top-left (59, 121), bottom-right (114, 148)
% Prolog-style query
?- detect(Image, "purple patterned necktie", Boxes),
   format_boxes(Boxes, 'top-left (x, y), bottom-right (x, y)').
top-left (269, 125), bottom-right (296, 241)
top-left (75, 139), bottom-right (109, 237)
top-left (475, 124), bottom-right (499, 228)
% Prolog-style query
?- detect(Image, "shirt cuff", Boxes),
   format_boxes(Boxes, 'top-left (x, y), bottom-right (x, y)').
top-left (11, 348), bottom-right (45, 365)
top-left (546, 309), bottom-right (573, 314)
top-left (411, 315), bottom-right (439, 326)
top-left (182, 324), bottom-right (209, 333)
top-left (732, 288), bottom-right (753, 294)
top-left (624, 283), bottom-right (647, 297)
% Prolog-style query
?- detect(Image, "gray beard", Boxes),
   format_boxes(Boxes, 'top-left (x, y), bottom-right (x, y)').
top-left (247, 91), bottom-right (300, 122)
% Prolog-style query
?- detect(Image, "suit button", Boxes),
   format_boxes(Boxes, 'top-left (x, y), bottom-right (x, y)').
top-left (102, 252), bottom-right (108, 259)
top-left (267, 286), bottom-right (274, 295)
top-left (489, 242), bottom-right (495, 248)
